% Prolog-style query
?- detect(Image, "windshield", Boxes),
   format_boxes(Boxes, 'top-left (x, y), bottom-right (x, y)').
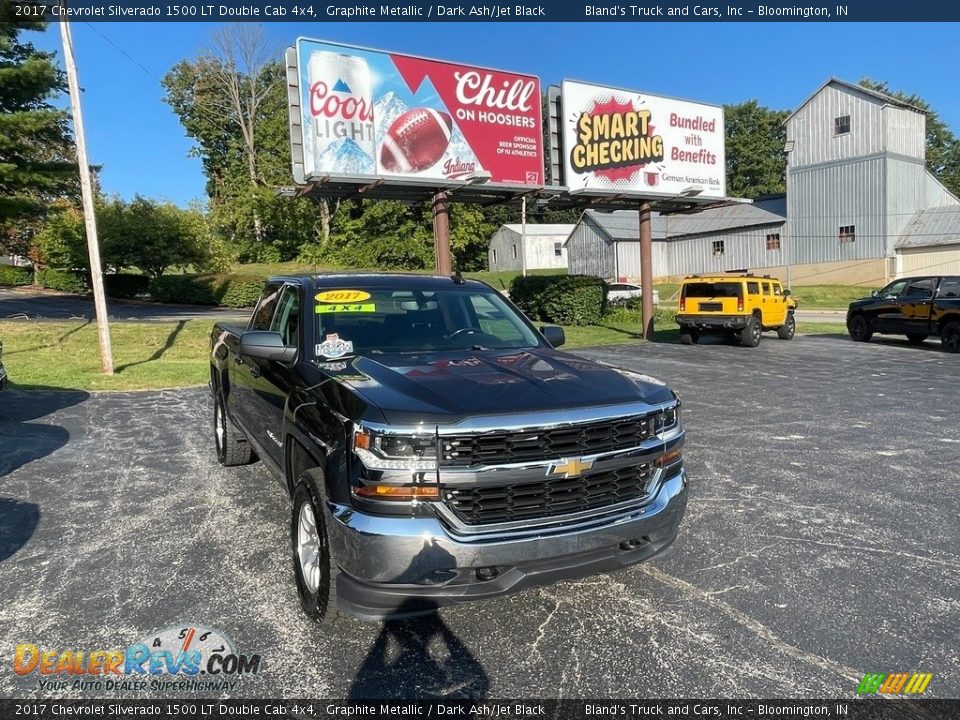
top-left (683, 282), bottom-right (742, 298)
top-left (314, 287), bottom-right (542, 355)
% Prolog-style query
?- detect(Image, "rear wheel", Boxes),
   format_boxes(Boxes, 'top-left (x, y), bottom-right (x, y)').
top-left (777, 313), bottom-right (796, 340)
top-left (679, 328), bottom-right (699, 345)
top-left (292, 474), bottom-right (342, 624)
top-left (906, 334), bottom-right (928, 345)
top-left (214, 391), bottom-right (254, 466)
top-left (739, 315), bottom-right (762, 347)
top-left (848, 314), bottom-right (872, 342)
top-left (941, 320), bottom-right (960, 353)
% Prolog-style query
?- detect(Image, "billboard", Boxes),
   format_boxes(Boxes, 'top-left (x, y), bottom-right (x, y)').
top-left (561, 80), bottom-right (726, 198)
top-left (294, 38), bottom-right (544, 188)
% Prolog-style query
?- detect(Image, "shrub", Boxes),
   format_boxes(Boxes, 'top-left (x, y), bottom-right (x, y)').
top-left (0, 265), bottom-right (33, 287)
top-left (148, 273), bottom-right (266, 308)
top-left (104, 274), bottom-right (151, 299)
top-left (509, 275), bottom-right (608, 326)
top-left (36, 268), bottom-right (88, 294)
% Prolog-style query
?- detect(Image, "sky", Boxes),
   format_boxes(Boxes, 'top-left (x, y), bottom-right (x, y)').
top-left (32, 21), bottom-right (960, 207)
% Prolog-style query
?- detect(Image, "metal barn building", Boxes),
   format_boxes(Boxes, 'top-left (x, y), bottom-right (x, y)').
top-left (565, 78), bottom-right (960, 285)
top-left (487, 224), bottom-right (574, 272)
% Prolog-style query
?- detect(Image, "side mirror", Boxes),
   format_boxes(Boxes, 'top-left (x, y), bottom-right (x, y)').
top-left (540, 325), bottom-right (566, 348)
top-left (783, 289), bottom-right (791, 297)
top-left (870, 290), bottom-right (879, 298)
top-left (239, 331), bottom-right (296, 363)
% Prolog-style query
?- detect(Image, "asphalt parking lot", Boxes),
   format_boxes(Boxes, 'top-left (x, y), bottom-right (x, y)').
top-left (1, 334), bottom-right (958, 699)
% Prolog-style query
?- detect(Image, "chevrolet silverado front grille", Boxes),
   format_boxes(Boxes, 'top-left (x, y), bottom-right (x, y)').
top-left (440, 415), bottom-right (655, 467)
top-left (442, 463), bottom-right (655, 525)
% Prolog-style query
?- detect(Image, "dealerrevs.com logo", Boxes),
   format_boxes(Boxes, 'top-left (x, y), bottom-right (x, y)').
top-left (13, 625), bottom-right (261, 693)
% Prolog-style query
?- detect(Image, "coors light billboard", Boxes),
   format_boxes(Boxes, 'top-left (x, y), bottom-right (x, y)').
top-left (561, 80), bottom-right (726, 199)
top-left (296, 38), bottom-right (544, 187)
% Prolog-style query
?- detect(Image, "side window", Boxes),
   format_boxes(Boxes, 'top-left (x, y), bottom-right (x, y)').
top-left (881, 280), bottom-right (908, 299)
top-left (938, 278), bottom-right (960, 298)
top-left (762, 282), bottom-right (772, 296)
top-left (271, 286), bottom-right (301, 347)
top-left (250, 283), bottom-right (283, 331)
top-left (747, 281), bottom-right (760, 295)
top-left (773, 283), bottom-right (783, 296)
top-left (469, 294), bottom-right (525, 343)
top-left (903, 278), bottom-right (935, 300)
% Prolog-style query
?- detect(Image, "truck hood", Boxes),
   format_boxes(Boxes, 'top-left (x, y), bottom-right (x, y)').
top-left (311, 347), bottom-right (675, 425)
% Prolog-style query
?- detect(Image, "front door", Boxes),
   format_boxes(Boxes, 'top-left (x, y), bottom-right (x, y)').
top-left (230, 282), bottom-right (283, 440)
top-left (869, 280), bottom-right (909, 333)
top-left (893, 278), bottom-right (937, 334)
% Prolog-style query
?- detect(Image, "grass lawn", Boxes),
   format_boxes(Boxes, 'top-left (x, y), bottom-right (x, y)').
top-left (789, 284), bottom-right (875, 309)
top-left (0, 320), bottom-right (211, 391)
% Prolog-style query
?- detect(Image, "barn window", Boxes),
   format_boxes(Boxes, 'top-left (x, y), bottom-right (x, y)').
top-left (512, 244), bottom-right (518, 259)
top-left (554, 242), bottom-right (562, 257)
top-left (766, 233), bottom-right (781, 251)
top-left (492, 249), bottom-right (498, 264)
top-left (834, 115), bottom-right (851, 135)
top-left (839, 225), bottom-right (856, 243)
top-left (712, 240), bottom-right (725, 256)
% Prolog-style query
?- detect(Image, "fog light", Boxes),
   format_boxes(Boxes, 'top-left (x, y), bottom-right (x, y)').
top-left (475, 567), bottom-right (499, 581)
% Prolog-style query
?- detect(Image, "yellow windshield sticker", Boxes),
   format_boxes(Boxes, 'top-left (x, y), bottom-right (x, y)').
top-left (316, 303), bottom-right (376, 314)
top-left (316, 290), bottom-right (371, 304)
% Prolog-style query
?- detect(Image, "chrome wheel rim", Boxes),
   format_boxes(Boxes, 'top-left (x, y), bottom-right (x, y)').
top-left (752, 321), bottom-right (761, 342)
top-left (215, 401), bottom-right (225, 453)
top-left (297, 503), bottom-right (322, 593)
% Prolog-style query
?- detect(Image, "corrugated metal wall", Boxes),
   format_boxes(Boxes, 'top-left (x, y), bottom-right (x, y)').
top-left (899, 245), bottom-right (960, 276)
top-left (566, 217), bottom-right (617, 278)
top-left (488, 227), bottom-right (521, 271)
top-left (665, 224), bottom-right (786, 276)
top-left (614, 238), bottom-right (671, 280)
top-left (788, 157), bottom-right (888, 263)
top-left (882, 105), bottom-right (925, 159)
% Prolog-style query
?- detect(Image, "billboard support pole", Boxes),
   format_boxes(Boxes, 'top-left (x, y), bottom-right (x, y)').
top-left (433, 191), bottom-right (451, 275)
top-left (639, 201), bottom-right (655, 340)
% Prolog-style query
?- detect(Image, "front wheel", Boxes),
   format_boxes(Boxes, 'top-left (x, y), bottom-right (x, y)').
top-left (848, 314), bottom-right (872, 342)
top-left (777, 313), bottom-right (796, 340)
top-left (292, 475), bottom-right (342, 624)
top-left (739, 315), bottom-right (762, 347)
top-left (679, 329), bottom-right (699, 345)
top-left (941, 320), bottom-right (960, 353)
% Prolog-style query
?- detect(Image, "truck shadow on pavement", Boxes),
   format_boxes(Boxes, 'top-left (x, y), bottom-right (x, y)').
top-left (0, 497), bottom-right (40, 563)
top-left (0, 389), bottom-right (89, 477)
top-left (348, 600), bottom-right (490, 700)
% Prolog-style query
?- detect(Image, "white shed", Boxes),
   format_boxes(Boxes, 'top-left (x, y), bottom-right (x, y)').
top-left (487, 224), bottom-right (575, 272)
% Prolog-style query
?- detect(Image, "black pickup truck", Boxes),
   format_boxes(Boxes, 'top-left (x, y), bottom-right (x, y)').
top-left (847, 275), bottom-right (960, 352)
top-left (210, 274), bottom-right (687, 622)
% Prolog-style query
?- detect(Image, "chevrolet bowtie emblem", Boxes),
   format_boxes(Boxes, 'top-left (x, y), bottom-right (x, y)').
top-left (548, 458), bottom-right (594, 479)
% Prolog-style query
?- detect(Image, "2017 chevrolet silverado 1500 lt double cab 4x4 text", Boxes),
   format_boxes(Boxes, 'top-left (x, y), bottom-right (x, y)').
top-left (210, 274), bottom-right (687, 622)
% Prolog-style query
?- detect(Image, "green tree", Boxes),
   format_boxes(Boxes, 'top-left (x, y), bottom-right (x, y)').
top-left (32, 206), bottom-right (87, 270)
top-left (0, 8), bottom-right (77, 249)
top-left (723, 100), bottom-right (790, 198)
top-left (859, 78), bottom-right (960, 197)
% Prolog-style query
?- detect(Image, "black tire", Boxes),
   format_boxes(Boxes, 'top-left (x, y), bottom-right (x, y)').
top-left (848, 314), bottom-right (872, 342)
top-left (739, 314), bottom-right (762, 347)
top-left (906, 334), bottom-right (928, 345)
top-left (777, 313), bottom-right (796, 340)
top-left (291, 474), bottom-right (342, 624)
top-left (941, 320), bottom-right (960, 353)
top-left (679, 329), bottom-right (699, 345)
top-left (214, 391), bottom-right (254, 466)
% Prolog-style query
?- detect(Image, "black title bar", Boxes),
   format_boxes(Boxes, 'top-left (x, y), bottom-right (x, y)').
top-left (10, 0), bottom-right (960, 21)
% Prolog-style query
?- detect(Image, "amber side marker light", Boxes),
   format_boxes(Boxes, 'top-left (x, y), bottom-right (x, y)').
top-left (352, 485), bottom-right (440, 500)
top-left (655, 449), bottom-right (683, 467)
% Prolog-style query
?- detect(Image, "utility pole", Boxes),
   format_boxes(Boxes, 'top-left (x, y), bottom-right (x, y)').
top-left (520, 196), bottom-right (528, 277)
top-left (60, 14), bottom-right (114, 374)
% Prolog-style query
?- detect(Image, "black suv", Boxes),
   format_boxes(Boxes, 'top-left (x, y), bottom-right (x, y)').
top-left (847, 276), bottom-right (960, 352)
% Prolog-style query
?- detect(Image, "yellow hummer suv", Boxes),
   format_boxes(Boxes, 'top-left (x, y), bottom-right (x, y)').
top-left (675, 274), bottom-right (797, 347)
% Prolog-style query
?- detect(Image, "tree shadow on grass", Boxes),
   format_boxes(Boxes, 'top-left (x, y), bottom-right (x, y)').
top-left (6, 320), bottom-right (93, 356)
top-left (115, 319), bottom-right (187, 372)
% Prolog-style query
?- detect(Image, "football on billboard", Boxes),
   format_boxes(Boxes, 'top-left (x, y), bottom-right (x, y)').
top-left (379, 108), bottom-right (453, 173)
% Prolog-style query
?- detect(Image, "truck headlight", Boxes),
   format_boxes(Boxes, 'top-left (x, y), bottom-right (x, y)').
top-left (654, 402), bottom-right (681, 434)
top-left (353, 428), bottom-right (438, 471)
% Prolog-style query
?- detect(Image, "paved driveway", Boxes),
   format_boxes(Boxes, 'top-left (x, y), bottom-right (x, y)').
top-left (1, 335), bottom-right (957, 699)
top-left (0, 288), bottom-right (248, 323)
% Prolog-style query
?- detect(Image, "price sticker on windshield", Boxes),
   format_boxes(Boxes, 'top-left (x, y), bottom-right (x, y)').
top-left (316, 290), bottom-right (371, 304)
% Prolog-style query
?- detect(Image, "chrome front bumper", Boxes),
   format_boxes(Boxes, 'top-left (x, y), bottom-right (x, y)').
top-left (324, 467), bottom-right (688, 619)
